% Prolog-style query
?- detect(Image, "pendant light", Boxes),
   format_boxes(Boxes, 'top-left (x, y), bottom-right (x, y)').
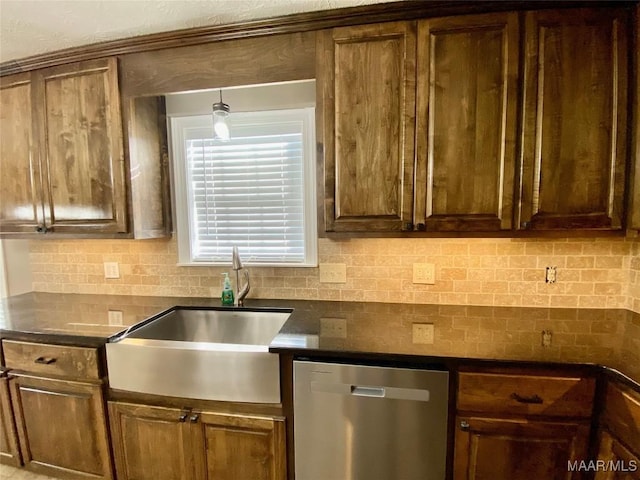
top-left (212, 89), bottom-right (230, 142)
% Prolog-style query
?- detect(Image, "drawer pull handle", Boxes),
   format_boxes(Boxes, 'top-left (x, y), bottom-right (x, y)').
top-left (189, 414), bottom-right (199, 423)
top-left (34, 357), bottom-right (56, 365)
top-left (511, 392), bottom-right (543, 404)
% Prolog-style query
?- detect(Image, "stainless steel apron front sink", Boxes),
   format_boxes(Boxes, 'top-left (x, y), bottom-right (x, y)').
top-left (106, 307), bottom-right (292, 403)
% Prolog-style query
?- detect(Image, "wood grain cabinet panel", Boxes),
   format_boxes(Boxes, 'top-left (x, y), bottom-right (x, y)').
top-left (453, 416), bottom-right (590, 480)
top-left (415, 12), bottom-right (519, 232)
top-left (35, 58), bottom-right (127, 234)
top-left (519, 8), bottom-right (630, 231)
top-left (109, 402), bottom-right (287, 480)
top-left (318, 21), bottom-right (417, 232)
top-left (10, 374), bottom-right (113, 479)
top-left (195, 411), bottom-right (286, 480)
top-left (596, 430), bottom-right (640, 480)
top-left (0, 73), bottom-right (42, 233)
top-left (0, 374), bottom-right (21, 467)
top-left (109, 402), bottom-right (196, 480)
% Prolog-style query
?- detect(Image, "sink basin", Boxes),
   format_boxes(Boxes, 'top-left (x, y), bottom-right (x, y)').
top-left (106, 307), bottom-right (292, 403)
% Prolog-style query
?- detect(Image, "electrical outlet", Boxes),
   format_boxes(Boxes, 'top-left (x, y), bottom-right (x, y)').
top-left (412, 323), bottom-right (435, 344)
top-left (320, 317), bottom-right (347, 338)
top-left (413, 263), bottom-right (435, 284)
top-left (104, 262), bottom-right (120, 279)
top-left (545, 266), bottom-right (557, 284)
top-left (541, 330), bottom-right (553, 347)
top-left (319, 263), bottom-right (347, 283)
top-left (108, 310), bottom-right (124, 326)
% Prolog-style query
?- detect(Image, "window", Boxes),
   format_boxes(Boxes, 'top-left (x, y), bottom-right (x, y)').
top-left (171, 108), bottom-right (317, 266)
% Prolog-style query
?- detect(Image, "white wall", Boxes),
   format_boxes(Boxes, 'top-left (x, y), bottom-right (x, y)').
top-left (0, 240), bottom-right (32, 297)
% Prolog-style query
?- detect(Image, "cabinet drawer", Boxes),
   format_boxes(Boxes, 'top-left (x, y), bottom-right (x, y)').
top-left (602, 383), bottom-right (640, 455)
top-left (2, 340), bottom-right (100, 380)
top-left (457, 372), bottom-right (595, 418)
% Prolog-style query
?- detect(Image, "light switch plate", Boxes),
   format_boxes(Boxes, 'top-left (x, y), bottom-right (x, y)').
top-left (320, 317), bottom-right (347, 338)
top-left (319, 263), bottom-right (347, 283)
top-left (413, 263), bottom-right (435, 284)
top-left (104, 262), bottom-right (120, 279)
top-left (412, 323), bottom-right (435, 344)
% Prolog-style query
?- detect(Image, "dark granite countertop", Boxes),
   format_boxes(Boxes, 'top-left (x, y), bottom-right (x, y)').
top-left (1, 293), bottom-right (638, 388)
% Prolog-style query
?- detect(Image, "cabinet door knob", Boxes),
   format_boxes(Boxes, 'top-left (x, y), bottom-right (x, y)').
top-left (510, 392), bottom-right (543, 404)
top-left (35, 224), bottom-right (48, 233)
top-left (178, 413), bottom-right (188, 423)
top-left (34, 356), bottom-right (56, 365)
top-left (460, 420), bottom-right (470, 431)
top-left (403, 222), bottom-right (414, 231)
top-left (416, 223), bottom-right (426, 231)
top-left (189, 414), bottom-right (199, 423)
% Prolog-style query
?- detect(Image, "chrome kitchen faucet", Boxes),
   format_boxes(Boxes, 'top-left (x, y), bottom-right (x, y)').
top-left (232, 246), bottom-right (250, 307)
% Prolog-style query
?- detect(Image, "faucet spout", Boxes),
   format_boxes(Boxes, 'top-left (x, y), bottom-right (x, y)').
top-left (231, 246), bottom-right (250, 307)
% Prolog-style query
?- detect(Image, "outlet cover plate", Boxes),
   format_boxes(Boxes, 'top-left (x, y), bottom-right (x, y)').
top-left (413, 263), bottom-right (435, 284)
top-left (108, 310), bottom-right (124, 326)
top-left (320, 317), bottom-right (347, 338)
top-left (319, 263), bottom-right (347, 283)
top-left (412, 323), bottom-right (435, 344)
top-left (104, 262), bottom-right (120, 279)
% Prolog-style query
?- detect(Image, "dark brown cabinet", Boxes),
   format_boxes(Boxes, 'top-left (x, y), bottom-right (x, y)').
top-left (0, 58), bottom-right (170, 238)
top-left (320, 7), bottom-right (634, 235)
top-left (0, 373), bottom-right (20, 467)
top-left (455, 370), bottom-right (596, 480)
top-left (318, 21), bottom-right (417, 232)
top-left (415, 12), bottom-right (519, 232)
top-left (109, 401), bottom-right (287, 480)
top-left (0, 73), bottom-right (41, 233)
top-left (9, 374), bottom-right (113, 479)
top-left (454, 416), bottom-right (590, 480)
top-left (518, 8), bottom-right (630, 231)
top-left (2, 340), bottom-right (112, 479)
top-left (0, 58), bottom-right (128, 235)
top-left (596, 383), bottom-right (640, 480)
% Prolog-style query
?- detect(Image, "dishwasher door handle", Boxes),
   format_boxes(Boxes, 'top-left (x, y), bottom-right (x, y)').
top-left (351, 385), bottom-right (385, 397)
top-left (311, 381), bottom-right (431, 401)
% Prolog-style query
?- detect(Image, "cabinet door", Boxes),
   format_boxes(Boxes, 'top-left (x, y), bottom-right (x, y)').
top-left (415, 12), bottom-right (519, 232)
top-left (0, 73), bottom-right (43, 233)
top-left (0, 375), bottom-right (20, 467)
top-left (519, 8), bottom-right (629, 231)
top-left (195, 411), bottom-right (286, 480)
top-left (318, 22), bottom-right (416, 232)
top-left (109, 402), bottom-right (196, 480)
top-left (35, 57), bottom-right (127, 234)
top-left (595, 430), bottom-right (640, 480)
top-left (453, 416), bottom-right (590, 480)
top-left (10, 374), bottom-right (112, 479)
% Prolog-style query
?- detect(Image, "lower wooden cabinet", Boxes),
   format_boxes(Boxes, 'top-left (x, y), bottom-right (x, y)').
top-left (595, 383), bottom-right (640, 480)
top-left (0, 374), bottom-right (21, 466)
top-left (595, 431), bottom-right (640, 480)
top-left (9, 374), bottom-right (113, 479)
top-left (109, 401), bottom-right (287, 480)
top-left (453, 416), bottom-right (590, 480)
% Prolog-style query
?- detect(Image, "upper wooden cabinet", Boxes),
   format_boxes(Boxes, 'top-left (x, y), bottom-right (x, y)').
top-left (318, 21), bottom-right (417, 232)
top-left (518, 8), bottom-right (629, 231)
top-left (0, 73), bottom-right (41, 233)
top-left (0, 58), bottom-right (170, 238)
top-left (320, 6), bottom-right (634, 235)
top-left (415, 12), bottom-right (519, 232)
top-left (35, 58), bottom-right (128, 234)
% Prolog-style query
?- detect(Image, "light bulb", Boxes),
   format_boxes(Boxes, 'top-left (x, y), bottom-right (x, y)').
top-left (214, 116), bottom-right (230, 142)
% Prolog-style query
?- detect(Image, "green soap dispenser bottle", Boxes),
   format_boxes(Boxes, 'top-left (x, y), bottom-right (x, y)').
top-left (221, 273), bottom-right (234, 306)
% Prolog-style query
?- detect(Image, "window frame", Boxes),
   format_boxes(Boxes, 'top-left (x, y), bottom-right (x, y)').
top-left (170, 108), bottom-right (318, 267)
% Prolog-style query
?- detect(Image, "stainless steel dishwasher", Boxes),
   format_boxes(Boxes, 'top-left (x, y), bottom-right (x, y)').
top-left (294, 360), bottom-right (449, 480)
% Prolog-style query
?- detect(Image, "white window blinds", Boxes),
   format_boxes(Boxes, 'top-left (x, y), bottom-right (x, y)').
top-left (171, 109), bottom-right (317, 266)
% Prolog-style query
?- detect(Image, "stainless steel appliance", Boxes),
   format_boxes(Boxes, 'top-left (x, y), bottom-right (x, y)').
top-left (294, 361), bottom-right (449, 480)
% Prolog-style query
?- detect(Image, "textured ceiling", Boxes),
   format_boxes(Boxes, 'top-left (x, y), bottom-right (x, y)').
top-left (0, 0), bottom-right (400, 62)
